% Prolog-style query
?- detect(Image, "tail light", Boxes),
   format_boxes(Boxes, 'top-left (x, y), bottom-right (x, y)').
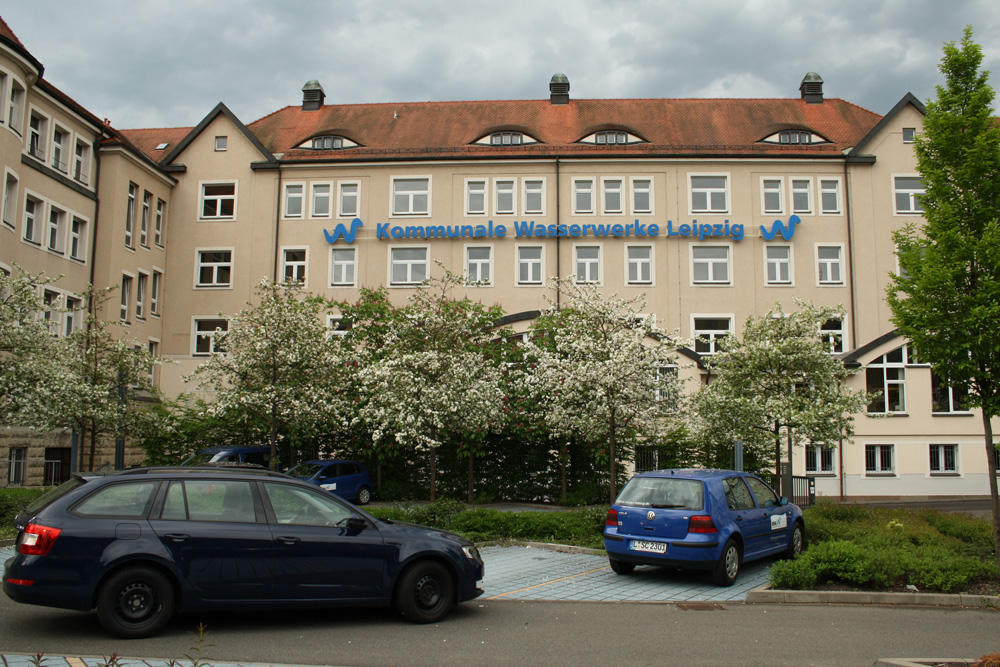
top-left (688, 515), bottom-right (717, 534)
top-left (605, 508), bottom-right (619, 527)
top-left (20, 523), bottom-right (61, 556)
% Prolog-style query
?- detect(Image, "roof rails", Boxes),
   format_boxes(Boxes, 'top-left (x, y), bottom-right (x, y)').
top-left (110, 465), bottom-right (291, 478)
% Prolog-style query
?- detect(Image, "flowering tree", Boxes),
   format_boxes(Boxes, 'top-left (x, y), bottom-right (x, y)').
top-left (188, 279), bottom-right (351, 468)
top-left (524, 280), bottom-right (684, 504)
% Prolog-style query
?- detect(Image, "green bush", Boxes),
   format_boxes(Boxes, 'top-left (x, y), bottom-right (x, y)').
top-left (0, 487), bottom-right (49, 539)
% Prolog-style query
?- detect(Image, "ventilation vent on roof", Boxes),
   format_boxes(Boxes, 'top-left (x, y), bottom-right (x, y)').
top-left (302, 80), bottom-right (326, 111)
top-left (800, 72), bottom-right (824, 104)
top-left (550, 73), bottom-right (570, 105)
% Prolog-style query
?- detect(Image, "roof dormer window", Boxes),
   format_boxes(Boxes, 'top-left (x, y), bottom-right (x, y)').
top-left (762, 130), bottom-right (828, 145)
top-left (298, 135), bottom-right (359, 150)
top-left (579, 130), bottom-right (643, 145)
top-left (473, 131), bottom-right (538, 146)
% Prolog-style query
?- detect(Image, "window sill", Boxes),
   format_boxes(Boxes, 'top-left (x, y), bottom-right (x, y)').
top-left (930, 472), bottom-right (961, 477)
top-left (194, 285), bottom-right (233, 290)
top-left (867, 412), bottom-right (908, 417)
top-left (865, 473), bottom-right (896, 477)
top-left (806, 473), bottom-right (836, 477)
top-left (932, 412), bottom-right (974, 417)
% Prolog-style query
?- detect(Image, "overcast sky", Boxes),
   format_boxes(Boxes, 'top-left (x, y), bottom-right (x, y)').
top-left (5, 0), bottom-right (1000, 130)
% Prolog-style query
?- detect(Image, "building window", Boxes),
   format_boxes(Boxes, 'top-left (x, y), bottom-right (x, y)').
top-left (283, 249), bottom-right (307, 283)
top-left (312, 135), bottom-right (346, 149)
top-left (627, 245), bottom-right (652, 285)
top-left (466, 246), bottom-right (492, 285)
top-left (214, 136), bottom-right (227, 151)
top-left (196, 250), bottom-right (233, 288)
top-left (693, 317), bottom-right (732, 355)
top-left (28, 111), bottom-right (46, 160)
top-left (517, 246), bottom-right (543, 285)
top-left (23, 196), bottom-right (40, 244)
top-left (120, 274), bottom-right (132, 323)
top-left (602, 179), bottom-right (623, 215)
top-left (390, 247), bottom-right (428, 285)
top-left (524, 179), bottom-right (544, 215)
top-left (690, 175), bottom-right (728, 213)
top-left (392, 178), bottom-right (429, 216)
top-left (310, 183), bottom-right (331, 218)
top-left (573, 179), bottom-right (594, 214)
top-left (140, 192), bottom-right (151, 247)
top-left (148, 340), bottom-right (159, 383)
top-left (64, 297), bottom-right (81, 336)
top-left (495, 179), bottom-right (515, 215)
top-left (283, 183), bottom-right (304, 218)
top-left (766, 245), bottom-right (792, 285)
top-left (194, 319), bottom-right (228, 355)
top-left (338, 182), bottom-right (359, 217)
top-left (150, 271), bottom-right (162, 317)
top-left (805, 445), bottom-right (835, 474)
top-left (595, 130), bottom-right (628, 144)
top-left (866, 345), bottom-right (911, 414)
top-left (692, 246), bottom-right (730, 284)
top-left (865, 444), bottom-right (895, 475)
top-left (125, 183), bottom-right (137, 248)
top-left (575, 245), bottom-right (601, 284)
top-left (932, 373), bottom-right (969, 414)
top-left (69, 217), bottom-right (86, 260)
top-left (820, 318), bottom-right (846, 354)
top-left (902, 128), bottom-right (916, 143)
top-left (817, 245), bottom-right (843, 285)
top-left (7, 447), bottom-right (26, 487)
top-left (51, 127), bottom-right (68, 172)
top-left (135, 273), bottom-right (147, 320)
top-left (73, 140), bottom-right (90, 184)
top-left (791, 178), bottom-right (812, 214)
top-left (489, 132), bottom-right (523, 145)
top-left (154, 199), bottom-right (165, 247)
top-left (929, 444), bottom-right (958, 475)
top-left (330, 248), bottom-right (356, 287)
top-left (2, 172), bottom-right (17, 228)
top-left (8, 80), bottom-right (25, 132)
top-left (820, 179), bottom-right (841, 214)
top-left (46, 206), bottom-right (64, 253)
top-left (465, 179), bottom-right (487, 215)
top-left (328, 315), bottom-right (351, 337)
top-left (894, 176), bottom-right (924, 214)
top-left (631, 178), bottom-right (652, 214)
top-left (201, 183), bottom-right (236, 219)
top-left (43, 289), bottom-right (61, 336)
top-left (780, 130), bottom-right (812, 144)
top-left (762, 179), bottom-right (783, 214)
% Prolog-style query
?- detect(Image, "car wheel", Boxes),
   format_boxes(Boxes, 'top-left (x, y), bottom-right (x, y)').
top-left (395, 561), bottom-right (455, 624)
top-left (96, 566), bottom-right (175, 639)
top-left (608, 558), bottom-right (635, 575)
top-left (784, 523), bottom-right (805, 559)
top-left (711, 539), bottom-right (741, 587)
top-left (357, 486), bottom-right (372, 505)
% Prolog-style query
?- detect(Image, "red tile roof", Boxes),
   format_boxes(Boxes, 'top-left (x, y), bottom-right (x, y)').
top-left (118, 126), bottom-right (194, 160)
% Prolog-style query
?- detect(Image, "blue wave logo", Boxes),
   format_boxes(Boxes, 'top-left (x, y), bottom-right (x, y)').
top-left (760, 215), bottom-right (802, 241)
top-left (323, 218), bottom-right (364, 244)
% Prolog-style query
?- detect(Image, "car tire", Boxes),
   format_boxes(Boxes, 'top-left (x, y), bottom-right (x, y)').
top-left (357, 486), bottom-right (372, 505)
top-left (784, 522), bottom-right (805, 559)
top-left (395, 560), bottom-right (454, 624)
top-left (96, 565), bottom-right (175, 639)
top-left (608, 558), bottom-right (635, 575)
top-left (711, 539), bottom-right (741, 587)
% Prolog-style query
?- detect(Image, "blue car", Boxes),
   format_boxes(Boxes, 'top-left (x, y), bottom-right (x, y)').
top-left (603, 469), bottom-right (804, 586)
top-left (181, 445), bottom-right (275, 469)
top-left (3, 467), bottom-right (484, 638)
top-left (285, 460), bottom-right (373, 505)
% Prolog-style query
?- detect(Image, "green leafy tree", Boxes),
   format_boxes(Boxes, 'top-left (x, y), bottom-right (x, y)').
top-left (887, 27), bottom-right (1000, 565)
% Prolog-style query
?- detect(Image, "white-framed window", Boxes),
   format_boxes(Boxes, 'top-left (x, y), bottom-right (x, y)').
top-left (523, 178), bottom-right (545, 215)
top-left (893, 176), bottom-right (924, 214)
top-left (819, 179), bottom-right (841, 214)
top-left (125, 183), bottom-right (137, 248)
top-left (805, 445), bottom-right (835, 475)
top-left (692, 245), bottom-right (730, 284)
top-left (693, 316), bottom-right (732, 355)
top-left (630, 178), bottom-right (652, 215)
top-left (2, 170), bottom-right (17, 229)
top-left (200, 182), bottom-right (237, 220)
top-left (51, 126), bottom-right (68, 172)
top-left (64, 296), bottom-right (82, 336)
top-left (517, 245), bottom-right (543, 285)
top-left (391, 177), bottom-right (430, 216)
top-left (575, 245), bottom-right (601, 284)
top-left (73, 139), bottom-right (90, 184)
top-left (154, 199), bottom-right (165, 247)
top-left (820, 317), bottom-right (846, 354)
top-left (494, 179), bottom-right (516, 215)
top-left (327, 315), bottom-right (351, 338)
top-left (929, 444), bottom-right (958, 475)
top-left (338, 182), bottom-right (360, 217)
top-left (762, 178), bottom-right (783, 214)
top-left (931, 372), bottom-right (969, 414)
top-left (193, 318), bottom-right (228, 356)
top-left (866, 345), bottom-right (912, 414)
top-left (465, 179), bottom-right (487, 216)
top-left (816, 245), bottom-right (843, 285)
top-left (195, 249), bottom-right (233, 288)
top-left (282, 248), bottom-right (307, 284)
top-left (27, 110), bottom-right (47, 161)
top-left (214, 136), bottom-right (227, 151)
top-left (23, 195), bottom-right (41, 244)
top-left (46, 206), bottom-right (64, 253)
top-left (902, 128), bottom-right (916, 143)
top-left (310, 182), bottom-right (332, 218)
top-left (791, 178), bottom-right (812, 214)
top-left (69, 217), bottom-right (86, 261)
top-left (573, 178), bottom-right (594, 214)
top-left (135, 272), bottom-right (147, 320)
top-left (690, 175), bottom-right (728, 213)
top-left (120, 273), bottom-right (133, 323)
top-left (602, 178), bottom-right (623, 215)
top-left (626, 244), bottom-right (653, 285)
top-left (865, 444), bottom-right (895, 476)
top-left (150, 270), bottom-right (162, 317)
top-left (42, 289), bottom-right (61, 336)
top-left (283, 183), bottom-right (304, 219)
top-left (766, 245), bottom-right (792, 285)
top-left (148, 339), bottom-right (160, 383)
top-left (389, 246), bottom-right (428, 285)
top-left (330, 247), bottom-right (357, 287)
top-left (140, 191), bottom-right (151, 247)
top-left (466, 245), bottom-right (492, 285)
top-left (7, 78), bottom-right (25, 133)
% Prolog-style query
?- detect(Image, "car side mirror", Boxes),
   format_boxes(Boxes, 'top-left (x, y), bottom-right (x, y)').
top-left (346, 517), bottom-right (368, 532)
top-left (779, 496), bottom-right (789, 506)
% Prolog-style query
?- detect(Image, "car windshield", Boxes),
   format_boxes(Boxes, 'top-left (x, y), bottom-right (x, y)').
top-left (286, 463), bottom-right (324, 478)
top-left (616, 477), bottom-right (704, 510)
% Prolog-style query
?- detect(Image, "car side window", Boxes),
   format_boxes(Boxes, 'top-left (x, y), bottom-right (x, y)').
top-left (722, 477), bottom-right (755, 511)
top-left (73, 481), bottom-right (158, 518)
top-left (342, 463), bottom-right (359, 476)
top-left (244, 452), bottom-right (268, 467)
top-left (745, 476), bottom-right (780, 508)
top-left (159, 480), bottom-right (257, 523)
top-left (264, 482), bottom-right (353, 527)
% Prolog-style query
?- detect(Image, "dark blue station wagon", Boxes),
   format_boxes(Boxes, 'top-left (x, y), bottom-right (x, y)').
top-left (3, 467), bottom-right (484, 638)
top-left (604, 469), bottom-right (804, 585)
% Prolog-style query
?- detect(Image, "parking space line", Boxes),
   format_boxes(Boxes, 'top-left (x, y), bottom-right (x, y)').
top-left (483, 565), bottom-right (611, 600)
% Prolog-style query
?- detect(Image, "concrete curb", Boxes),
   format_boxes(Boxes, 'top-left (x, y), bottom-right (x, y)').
top-left (746, 584), bottom-right (1000, 609)
top-left (873, 660), bottom-right (976, 667)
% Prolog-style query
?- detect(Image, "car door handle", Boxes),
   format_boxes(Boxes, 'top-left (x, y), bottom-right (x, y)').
top-left (735, 515), bottom-right (743, 522)
top-left (163, 533), bottom-right (190, 542)
top-left (277, 536), bottom-right (301, 545)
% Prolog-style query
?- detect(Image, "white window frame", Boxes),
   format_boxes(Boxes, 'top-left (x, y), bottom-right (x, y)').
top-left (494, 178), bottom-right (516, 216)
top-left (465, 244), bottom-right (493, 286)
top-left (27, 108), bottom-right (48, 161)
top-left (310, 182), bottom-right (332, 219)
top-left (69, 216), bottom-right (87, 261)
top-left (2, 168), bottom-right (18, 230)
top-left (328, 314), bottom-right (351, 338)
top-left (120, 272), bottom-right (133, 324)
top-left (523, 178), bottom-right (545, 215)
top-left (791, 178), bottom-right (812, 214)
top-left (601, 178), bottom-right (624, 215)
top-left (337, 181), bottom-right (360, 218)
top-left (22, 193), bottom-right (42, 245)
top-left (281, 247), bottom-right (308, 285)
top-left (192, 318), bottom-right (228, 356)
top-left (819, 178), bottom-right (842, 215)
top-left (154, 199), bottom-right (165, 247)
top-left (199, 181), bottom-right (238, 220)
top-left (691, 244), bottom-right (731, 285)
top-left (902, 128), bottom-right (916, 143)
top-left (865, 444), bottom-right (895, 476)
top-left (765, 244), bottom-right (792, 285)
top-left (931, 372), bottom-right (970, 414)
top-left (630, 177), bottom-right (653, 215)
top-left (820, 316), bottom-right (848, 354)
top-left (42, 289), bottom-right (62, 336)
top-left (46, 205), bottom-right (65, 254)
top-left (391, 176), bottom-right (431, 217)
top-left (893, 175), bottom-right (924, 215)
top-left (140, 191), bottom-right (151, 248)
top-left (816, 244), bottom-right (844, 286)
top-left (761, 178), bottom-right (783, 215)
top-left (50, 124), bottom-right (69, 173)
top-left (214, 136), bottom-right (227, 151)
top-left (465, 178), bottom-right (487, 216)
top-left (135, 271), bottom-right (148, 321)
top-left (73, 139), bottom-right (90, 184)
top-left (150, 269), bottom-right (163, 317)
top-left (125, 182), bottom-right (137, 249)
top-left (866, 345), bottom-right (911, 414)
top-left (573, 178), bottom-right (595, 215)
top-left (283, 182), bottom-right (305, 219)
top-left (330, 247), bottom-right (357, 287)
top-left (389, 245), bottom-right (429, 286)
top-left (194, 248), bottom-right (234, 289)
top-left (929, 444), bottom-right (959, 476)
top-left (692, 315), bottom-right (733, 355)
top-left (626, 244), bottom-right (653, 285)
top-left (516, 244), bottom-right (544, 286)
top-left (689, 174), bottom-right (729, 214)
top-left (7, 77), bottom-right (25, 134)
top-left (805, 445), bottom-right (836, 475)
top-left (574, 244), bottom-right (602, 285)
top-left (64, 295), bottom-right (82, 337)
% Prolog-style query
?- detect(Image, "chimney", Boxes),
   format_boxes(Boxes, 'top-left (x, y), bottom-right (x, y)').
top-left (549, 73), bottom-right (570, 105)
top-left (302, 80), bottom-right (326, 111)
top-left (799, 72), bottom-right (824, 104)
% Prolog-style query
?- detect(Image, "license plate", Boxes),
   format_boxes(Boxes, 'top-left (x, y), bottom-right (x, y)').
top-left (630, 540), bottom-right (666, 554)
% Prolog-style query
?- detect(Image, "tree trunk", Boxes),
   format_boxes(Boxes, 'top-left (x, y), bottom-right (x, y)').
top-left (88, 423), bottom-right (96, 471)
top-left (467, 450), bottom-right (475, 504)
top-left (981, 411), bottom-right (1000, 571)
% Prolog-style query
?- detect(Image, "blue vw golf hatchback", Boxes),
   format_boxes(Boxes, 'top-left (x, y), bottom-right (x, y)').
top-left (603, 469), bottom-right (804, 585)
